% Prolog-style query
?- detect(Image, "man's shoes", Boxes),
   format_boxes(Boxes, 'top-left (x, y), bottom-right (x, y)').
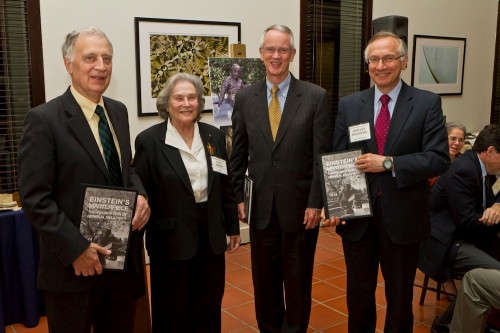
top-left (431, 317), bottom-right (450, 333)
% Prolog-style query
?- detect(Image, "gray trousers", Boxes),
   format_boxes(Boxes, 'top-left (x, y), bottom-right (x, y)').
top-left (450, 268), bottom-right (500, 333)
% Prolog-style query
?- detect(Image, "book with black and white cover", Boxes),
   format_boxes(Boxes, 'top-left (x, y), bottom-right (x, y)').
top-left (78, 184), bottom-right (138, 271)
top-left (319, 148), bottom-right (372, 220)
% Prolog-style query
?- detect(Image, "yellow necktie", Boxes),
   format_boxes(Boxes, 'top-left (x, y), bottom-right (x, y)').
top-left (269, 85), bottom-right (281, 140)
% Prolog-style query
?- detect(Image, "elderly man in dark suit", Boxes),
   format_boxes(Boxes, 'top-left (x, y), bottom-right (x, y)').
top-left (419, 124), bottom-right (500, 332)
top-left (329, 31), bottom-right (450, 332)
top-left (230, 24), bottom-right (332, 332)
top-left (18, 27), bottom-right (150, 333)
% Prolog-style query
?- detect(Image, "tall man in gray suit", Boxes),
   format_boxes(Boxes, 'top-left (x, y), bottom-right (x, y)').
top-left (230, 25), bottom-right (332, 332)
top-left (330, 31), bottom-right (450, 332)
top-left (18, 27), bottom-right (150, 333)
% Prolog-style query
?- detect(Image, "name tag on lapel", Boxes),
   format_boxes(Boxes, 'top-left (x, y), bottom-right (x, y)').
top-left (211, 156), bottom-right (228, 175)
top-left (349, 123), bottom-right (371, 143)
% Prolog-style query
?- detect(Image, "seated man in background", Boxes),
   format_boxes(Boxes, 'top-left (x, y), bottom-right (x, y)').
top-left (450, 268), bottom-right (500, 333)
top-left (418, 124), bottom-right (500, 333)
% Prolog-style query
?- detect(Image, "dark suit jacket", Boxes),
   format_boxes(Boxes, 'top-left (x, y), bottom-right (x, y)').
top-left (418, 150), bottom-right (498, 282)
top-left (133, 121), bottom-right (239, 260)
top-left (18, 88), bottom-right (146, 293)
top-left (230, 75), bottom-right (332, 232)
top-left (333, 82), bottom-right (450, 245)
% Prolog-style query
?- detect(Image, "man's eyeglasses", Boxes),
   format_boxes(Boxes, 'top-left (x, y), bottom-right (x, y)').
top-left (448, 136), bottom-right (465, 144)
top-left (366, 55), bottom-right (404, 65)
top-left (261, 47), bottom-right (291, 55)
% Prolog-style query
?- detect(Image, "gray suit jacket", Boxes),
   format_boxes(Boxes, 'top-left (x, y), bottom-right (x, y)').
top-left (230, 75), bottom-right (332, 232)
top-left (18, 88), bottom-right (146, 293)
top-left (333, 81), bottom-right (450, 245)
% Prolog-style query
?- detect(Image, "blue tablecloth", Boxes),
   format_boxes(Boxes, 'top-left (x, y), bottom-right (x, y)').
top-left (0, 209), bottom-right (45, 332)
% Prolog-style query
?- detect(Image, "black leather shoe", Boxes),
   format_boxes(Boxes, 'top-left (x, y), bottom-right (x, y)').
top-left (431, 317), bottom-right (450, 333)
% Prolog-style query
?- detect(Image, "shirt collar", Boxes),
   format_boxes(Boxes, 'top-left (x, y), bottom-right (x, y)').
top-left (477, 153), bottom-right (488, 179)
top-left (374, 79), bottom-right (402, 104)
top-left (70, 85), bottom-right (105, 120)
top-left (165, 119), bottom-right (203, 153)
top-left (266, 73), bottom-right (291, 98)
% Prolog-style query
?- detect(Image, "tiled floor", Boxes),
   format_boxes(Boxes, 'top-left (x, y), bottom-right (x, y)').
top-left (6, 227), bottom-right (449, 332)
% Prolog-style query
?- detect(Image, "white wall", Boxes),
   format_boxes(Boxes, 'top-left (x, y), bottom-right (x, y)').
top-left (373, 0), bottom-right (498, 132)
top-left (40, 0), bottom-right (498, 136)
top-left (39, 0), bottom-right (300, 141)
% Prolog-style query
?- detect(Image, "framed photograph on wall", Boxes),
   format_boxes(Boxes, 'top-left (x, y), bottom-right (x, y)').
top-left (134, 17), bottom-right (241, 116)
top-left (411, 35), bottom-right (466, 95)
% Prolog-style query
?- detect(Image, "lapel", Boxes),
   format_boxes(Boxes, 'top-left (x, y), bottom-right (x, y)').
top-left (159, 122), bottom-right (194, 195)
top-left (199, 124), bottom-right (215, 197)
top-left (359, 88), bottom-right (378, 153)
top-left (384, 82), bottom-right (413, 154)
top-left (252, 81), bottom-right (275, 150)
top-left (63, 89), bottom-right (109, 179)
top-left (273, 75), bottom-right (301, 149)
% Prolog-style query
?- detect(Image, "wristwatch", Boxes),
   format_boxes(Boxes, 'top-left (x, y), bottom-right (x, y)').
top-left (382, 156), bottom-right (393, 171)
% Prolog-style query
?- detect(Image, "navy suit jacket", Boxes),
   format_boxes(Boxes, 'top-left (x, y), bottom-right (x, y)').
top-left (333, 81), bottom-right (450, 245)
top-left (134, 121), bottom-right (239, 260)
top-left (18, 88), bottom-right (146, 293)
top-left (230, 75), bottom-right (332, 232)
top-left (418, 150), bottom-right (498, 281)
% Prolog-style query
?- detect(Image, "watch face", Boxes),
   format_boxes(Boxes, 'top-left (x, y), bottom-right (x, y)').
top-left (383, 159), bottom-right (392, 170)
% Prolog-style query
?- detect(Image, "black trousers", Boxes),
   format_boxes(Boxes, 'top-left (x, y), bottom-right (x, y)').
top-left (149, 203), bottom-right (225, 333)
top-left (44, 265), bottom-right (141, 333)
top-left (250, 203), bottom-right (319, 333)
top-left (342, 202), bottom-right (420, 333)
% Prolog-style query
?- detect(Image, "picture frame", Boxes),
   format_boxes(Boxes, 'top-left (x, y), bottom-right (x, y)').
top-left (78, 184), bottom-right (138, 271)
top-left (411, 35), bottom-right (466, 95)
top-left (318, 149), bottom-right (372, 221)
top-left (134, 17), bottom-right (241, 116)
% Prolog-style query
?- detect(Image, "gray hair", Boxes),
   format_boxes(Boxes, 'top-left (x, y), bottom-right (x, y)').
top-left (156, 73), bottom-right (205, 121)
top-left (259, 24), bottom-right (295, 50)
top-left (62, 27), bottom-right (113, 62)
top-left (446, 122), bottom-right (467, 136)
top-left (364, 31), bottom-right (407, 63)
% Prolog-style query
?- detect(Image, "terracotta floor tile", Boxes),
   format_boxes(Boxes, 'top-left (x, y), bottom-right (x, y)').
top-left (308, 303), bottom-right (347, 331)
top-left (314, 246), bottom-right (344, 262)
top-left (221, 310), bottom-right (249, 332)
top-left (227, 250), bottom-right (252, 268)
top-left (324, 295), bottom-right (348, 315)
top-left (322, 320), bottom-right (349, 333)
top-left (222, 286), bottom-right (254, 308)
top-left (225, 266), bottom-right (253, 287)
top-left (225, 301), bottom-right (257, 327)
top-left (325, 274), bottom-right (347, 291)
top-left (313, 263), bottom-right (345, 280)
top-left (312, 281), bottom-right (345, 302)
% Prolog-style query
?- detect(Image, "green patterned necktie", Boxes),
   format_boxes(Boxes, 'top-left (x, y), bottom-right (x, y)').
top-left (95, 105), bottom-right (122, 186)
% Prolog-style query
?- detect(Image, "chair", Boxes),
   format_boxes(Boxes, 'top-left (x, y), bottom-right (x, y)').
top-left (415, 273), bottom-right (461, 306)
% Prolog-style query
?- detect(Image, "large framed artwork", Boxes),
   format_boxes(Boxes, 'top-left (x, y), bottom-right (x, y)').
top-left (134, 18), bottom-right (241, 116)
top-left (411, 35), bottom-right (466, 95)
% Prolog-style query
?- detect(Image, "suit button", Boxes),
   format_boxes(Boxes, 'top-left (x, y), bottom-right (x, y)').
top-left (273, 161), bottom-right (278, 167)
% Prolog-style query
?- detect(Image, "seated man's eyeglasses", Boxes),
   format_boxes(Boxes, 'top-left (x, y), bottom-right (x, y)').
top-left (262, 47), bottom-right (290, 55)
top-left (366, 55), bottom-right (404, 65)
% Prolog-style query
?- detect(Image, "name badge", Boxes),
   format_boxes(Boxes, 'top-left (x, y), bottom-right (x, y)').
top-left (349, 123), bottom-right (371, 143)
top-left (211, 156), bottom-right (228, 175)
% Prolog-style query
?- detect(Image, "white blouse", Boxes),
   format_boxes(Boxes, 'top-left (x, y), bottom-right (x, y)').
top-left (164, 119), bottom-right (208, 203)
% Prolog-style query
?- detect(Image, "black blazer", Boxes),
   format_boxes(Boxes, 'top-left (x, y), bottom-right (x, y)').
top-left (333, 82), bottom-right (450, 245)
top-left (418, 150), bottom-right (498, 281)
top-left (18, 88), bottom-right (146, 293)
top-left (133, 121), bottom-right (239, 261)
top-left (230, 75), bottom-right (333, 232)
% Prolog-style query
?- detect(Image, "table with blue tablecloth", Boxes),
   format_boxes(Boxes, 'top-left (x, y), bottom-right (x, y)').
top-left (0, 209), bottom-right (45, 333)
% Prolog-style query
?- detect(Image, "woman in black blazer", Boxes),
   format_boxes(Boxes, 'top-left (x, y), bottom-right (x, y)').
top-left (134, 73), bottom-right (240, 332)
